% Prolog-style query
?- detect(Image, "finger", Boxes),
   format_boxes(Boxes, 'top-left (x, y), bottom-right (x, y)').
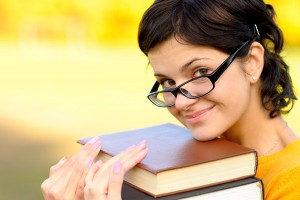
top-left (49, 137), bottom-right (101, 180)
top-left (98, 140), bottom-right (148, 175)
top-left (75, 136), bottom-right (102, 162)
top-left (49, 157), bottom-right (68, 176)
top-left (41, 177), bottom-right (70, 199)
top-left (68, 137), bottom-right (101, 165)
top-left (69, 137), bottom-right (103, 199)
top-left (107, 160), bottom-right (124, 200)
top-left (85, 160), bottom-right (103, 185)
top-left (44, 137), bottom-right (102, 199)
top-left (75, 158), bottom-right (95, 199)
top-left (119, 141), bottom-right (148, 172)
top-left (91, 141), bottom-right (148, 195)
top-left (101, 140), bottom-right (148, 174)
top-left (42, 157), bottom-right (69, 199)
top-left (84, 160), bottom-right (105, 200)
top-left (64, 157), bottom-right (96, 198)
top-left (57, 136), bottom-right (102, 179)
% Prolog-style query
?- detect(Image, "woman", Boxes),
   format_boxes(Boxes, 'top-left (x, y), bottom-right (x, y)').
top-left (42, 0), bottom-right (300, 199)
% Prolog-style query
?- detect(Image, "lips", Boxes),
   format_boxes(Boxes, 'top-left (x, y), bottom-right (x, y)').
top-left (184, 105), bottom-right (215, 124)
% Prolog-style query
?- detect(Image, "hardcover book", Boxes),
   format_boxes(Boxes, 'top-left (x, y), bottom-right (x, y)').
top-left (121, 177), bottom-right (264, 200)
top-left (78, 123), bottom-right (258, 197)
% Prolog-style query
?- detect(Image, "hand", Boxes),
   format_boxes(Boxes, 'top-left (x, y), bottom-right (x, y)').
top-left (84, 141), bottom-right (148, 200)
top-left (41, 137), bottom-right (102, 200)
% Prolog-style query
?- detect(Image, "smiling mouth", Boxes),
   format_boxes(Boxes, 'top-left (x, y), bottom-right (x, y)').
top-left (184, 105), bottom-right (215, 124)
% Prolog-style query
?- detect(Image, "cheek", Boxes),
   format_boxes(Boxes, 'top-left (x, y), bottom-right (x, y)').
top-left (167, 107), bottom-right (186, 125)
top-left (166, 66), bottom-right (252, 140)
top-left (212, 69), bottom-right (251, 117)
top-left (167, 107), bottom-right (179, 119)
top-left (215, 63), bottom-right (250, 100)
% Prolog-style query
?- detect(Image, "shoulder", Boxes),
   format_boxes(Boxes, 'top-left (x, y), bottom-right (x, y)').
top-left (258, 139), bottom-right (300, 168)
top-left (270, 139), bottom-right (300, 174)
top-left (262, 140), bottom-right (300, 199)
top-left (266, 165), bottom-right (300, 199)
top-left (276, 164), bottom-right (300, 184)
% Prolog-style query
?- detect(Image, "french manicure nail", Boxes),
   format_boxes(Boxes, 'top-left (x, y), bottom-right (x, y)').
top-left (137, 140), bottom-right (147, 149)
top-left (88, 136), bottom-right (99, 144)
top-left (126, 145), bottom-right (136, 151)
top-left (60, 156), bottom-right (67, 162)
top-left (137, 140), bottom-right (146, 145)
top-left (92, 140), bottom-right (101, 150)
top-left (96, 160), bottom-right (103, 165)
top-left (87, 158), bottom-right (94, 167)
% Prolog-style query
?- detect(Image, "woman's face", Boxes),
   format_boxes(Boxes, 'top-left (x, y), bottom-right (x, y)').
top-left (148, 37), bottom-right (253, 141)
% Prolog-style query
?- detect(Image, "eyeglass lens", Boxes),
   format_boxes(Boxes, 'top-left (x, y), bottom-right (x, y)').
top-left (149, 77), bottom-right (213, 106)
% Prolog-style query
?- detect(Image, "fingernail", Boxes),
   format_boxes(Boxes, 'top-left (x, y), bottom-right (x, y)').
top-left (137, 140), bottom-right (147, 149)
top-left (96, 160), bottom-right (103, 166)
top-left (56, 157), bottom-right (67, 165)
top-left (137, 140), bottom-right (146, 145)
top-left (126, 145), bottom-right (136, 151)
top-left (60, 156), bottom-right (67, 162)
top-left (92, 140), bottom-right (101, 150)
top-left (88, 136), bottom-right (99, 144)
top-left (112, 160), bottom-right (123, 173)
top-left (87, 158), bottom-right (94, 167)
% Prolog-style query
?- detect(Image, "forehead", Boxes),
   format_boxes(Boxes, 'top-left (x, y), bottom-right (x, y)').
top-left (148, 37), bottom-right (193, 59)
top-left (148, 37), bottom-right (220, 71)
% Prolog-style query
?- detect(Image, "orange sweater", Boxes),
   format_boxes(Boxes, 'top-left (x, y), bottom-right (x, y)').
top-left (256, 140), bottom-right (300, 200)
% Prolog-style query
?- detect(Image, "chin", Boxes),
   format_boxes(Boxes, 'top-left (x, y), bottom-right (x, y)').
top-left (193, 135), bottom-right (219, 142)
top-left (181, 122), bottom-right (218, 141)
top-left (177, 116), bottom-right (220, 141)
top-left (191, 130), bottom-right (219, 142)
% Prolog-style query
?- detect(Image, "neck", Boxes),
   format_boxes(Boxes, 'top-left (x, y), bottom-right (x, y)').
top-left (221, 82), bottom-right (298, 156)
top-left (222, 115), bottom-right (297, 156)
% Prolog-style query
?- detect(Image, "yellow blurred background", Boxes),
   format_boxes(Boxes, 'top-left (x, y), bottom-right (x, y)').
top-left (0, 0), bottom-right (299, 199)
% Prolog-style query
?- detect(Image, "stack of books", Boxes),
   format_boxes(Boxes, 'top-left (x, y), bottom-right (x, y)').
top-left (78, 123), bottom-right (264, 200)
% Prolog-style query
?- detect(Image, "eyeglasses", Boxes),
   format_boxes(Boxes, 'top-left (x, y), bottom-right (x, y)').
top-left (147, 40), bottom-right (251, 107)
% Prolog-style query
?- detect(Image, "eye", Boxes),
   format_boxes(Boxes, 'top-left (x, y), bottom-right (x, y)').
top-left (194, 68), bottom-right (209, 77)
top-left (160, 79), bottom-right (176, 89)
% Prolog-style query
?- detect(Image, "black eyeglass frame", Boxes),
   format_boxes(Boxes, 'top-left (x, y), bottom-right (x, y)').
top-left (147, 39), bottom-right (251, 107)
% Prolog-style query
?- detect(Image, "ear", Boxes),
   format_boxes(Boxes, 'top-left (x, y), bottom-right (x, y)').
top-left (244, 41), bottom-right (264, 84)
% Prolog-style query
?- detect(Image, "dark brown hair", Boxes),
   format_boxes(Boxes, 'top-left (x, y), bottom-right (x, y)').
top-left (138, 0), bottom-right (297, 118)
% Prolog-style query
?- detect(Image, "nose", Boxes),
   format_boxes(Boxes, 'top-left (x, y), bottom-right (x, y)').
top-left (174, 92), bottom-right (198, 111)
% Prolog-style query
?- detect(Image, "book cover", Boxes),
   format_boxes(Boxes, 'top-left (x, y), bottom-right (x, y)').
top-left (78, 123), bottom-right (258, 197)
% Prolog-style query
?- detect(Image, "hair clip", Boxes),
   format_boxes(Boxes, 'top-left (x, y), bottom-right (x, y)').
top-left (254, 24), bottom-right (260, 37)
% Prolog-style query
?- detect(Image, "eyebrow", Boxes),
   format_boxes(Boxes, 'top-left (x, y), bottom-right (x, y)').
top-left (154, 58), bottom-right (210, 77)
top-left (179, 58), bottom-right (210, 72)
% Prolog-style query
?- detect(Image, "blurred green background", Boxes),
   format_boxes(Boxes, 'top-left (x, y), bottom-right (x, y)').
top-left (0, 0), bottom-right (299, 199)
